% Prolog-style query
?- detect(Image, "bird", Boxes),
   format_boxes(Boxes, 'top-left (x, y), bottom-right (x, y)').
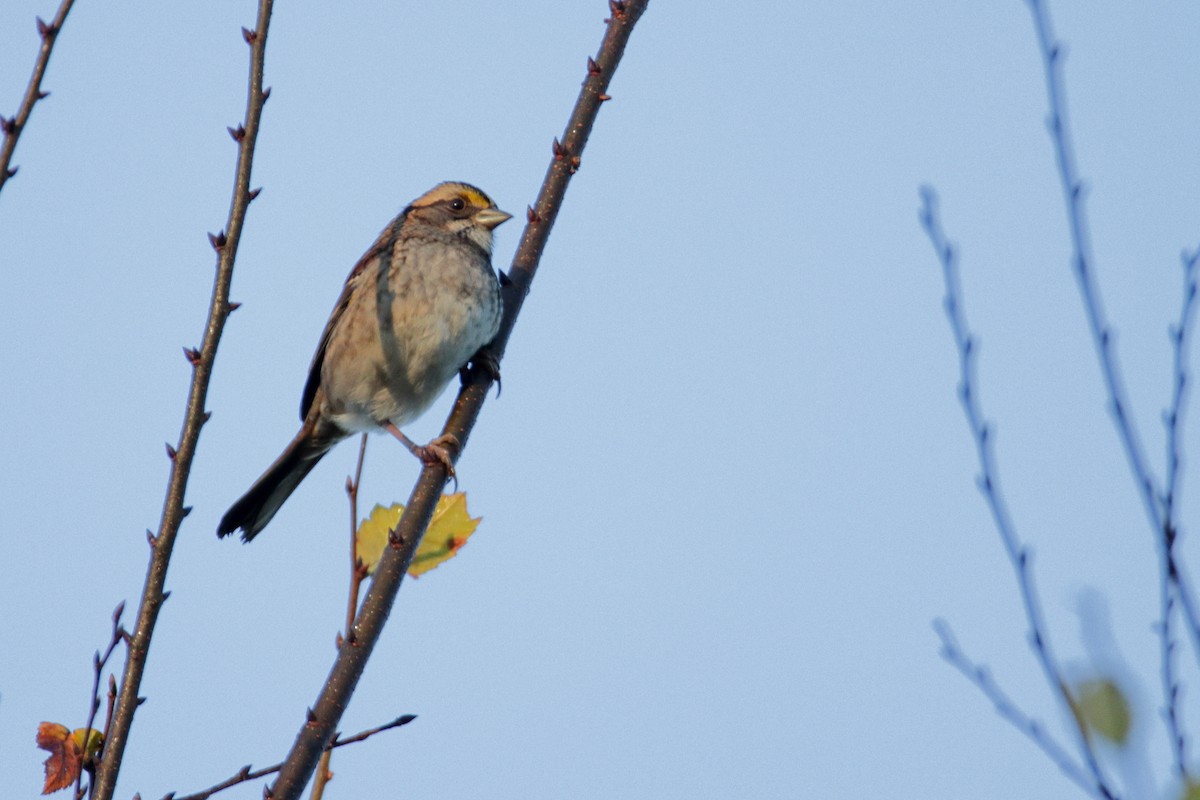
top-left (217, 181), bottom-right (510, 542)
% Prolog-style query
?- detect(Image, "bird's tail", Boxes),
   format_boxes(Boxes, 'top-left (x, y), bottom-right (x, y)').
top-left (217, 420), bottom-right (341, 542)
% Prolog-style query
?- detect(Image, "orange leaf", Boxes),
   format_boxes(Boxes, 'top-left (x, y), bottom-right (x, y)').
top-left (36, 722), bottom-right (80, 794)
top-left (36, 723), bottom-right (103, 795)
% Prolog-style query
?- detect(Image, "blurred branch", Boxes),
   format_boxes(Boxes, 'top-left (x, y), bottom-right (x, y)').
top-left (1159, 247), bottom-right (1200, 780)
top-left (0, 0), bottom-right (77, 198)
top-left (1024, 0), bottom-right (1200, 645)
top-left (165, 715), bottom-right (417, 800)
top-left (90, 3), bottom-right (276, 798)
top-left (920, 187), bottom-right (1115, 799)
top-left (265, 2), bottom-right (651, 797)
top-left (934, 620), bottom-right (1102, 798)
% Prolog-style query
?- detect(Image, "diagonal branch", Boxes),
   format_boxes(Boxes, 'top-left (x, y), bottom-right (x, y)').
top-left (265, 2), bottom-right (650, 798)
top-left (934, 620), bottom-right (1102, 798)
top-left (920, 187), bottom-right (1116, 799)
top-left (166, 715), bottom-right (416, 800)
top-left (89, 2), bottom-right (276, 798)
top-left (0, 0), bottom-right (78, 198)
top-left (1023, 0), bottom-right (1200, 649)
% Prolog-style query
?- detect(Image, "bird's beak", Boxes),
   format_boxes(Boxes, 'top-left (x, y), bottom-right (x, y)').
top-left (474, 208), bottom-right (512, 230)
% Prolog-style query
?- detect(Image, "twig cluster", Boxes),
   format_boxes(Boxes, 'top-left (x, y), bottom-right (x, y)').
top-left (923, 1), bottom-right (1200, 797)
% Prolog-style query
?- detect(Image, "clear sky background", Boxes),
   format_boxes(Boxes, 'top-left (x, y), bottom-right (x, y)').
top-left (2, 2), bottom-right (1199, 798)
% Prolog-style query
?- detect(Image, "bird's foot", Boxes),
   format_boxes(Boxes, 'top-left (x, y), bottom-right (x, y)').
top-left (460, 346), bottom-right (502, 397)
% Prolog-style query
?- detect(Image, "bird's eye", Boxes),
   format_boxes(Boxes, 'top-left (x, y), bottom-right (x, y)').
top-left (449, 197), bottom-right (466, 212)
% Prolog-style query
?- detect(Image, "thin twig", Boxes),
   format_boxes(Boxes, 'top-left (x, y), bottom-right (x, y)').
top-left (920, 187), bottom-right (1116, 798)
top-left (344, 434), bottom-right (370, 641)
top-left (1158, 247), bottom-right (1200, 780)
top-left (76, 602), bottom-right (126, 800)
top-left (89, 4), bottom-right (275, 798)
top-left (166, 715), bottom-right (416, 800)
top-left (0, 0), bottom-right (77, 197)
top-left (265, 3), bottom-right (651, 797)
top-left (934, 620), bottom-right (1103, 798)
top-left (311, 434), bottom-right (371, 800)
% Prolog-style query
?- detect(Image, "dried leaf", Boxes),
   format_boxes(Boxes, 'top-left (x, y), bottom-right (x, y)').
top-left (354, 493), bottom-right (481, 578)
top-left (36, 723), bottom-right (101, 794)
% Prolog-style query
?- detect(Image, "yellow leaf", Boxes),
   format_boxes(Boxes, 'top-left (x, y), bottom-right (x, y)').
top-left (1181, 779), bottom-right (1200, 800)
top-left (1075, 678), bottom-right (1131, 745)
top-left (354, 493), bottom-right (481, 578)
top-left (410, 492), bottom-right (482, 578)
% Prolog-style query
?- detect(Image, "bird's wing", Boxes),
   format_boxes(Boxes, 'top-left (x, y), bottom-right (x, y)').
top-left (300, 216), bottom-right (404, 419)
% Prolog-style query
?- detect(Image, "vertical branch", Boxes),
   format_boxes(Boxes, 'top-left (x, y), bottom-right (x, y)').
top-left (920, 187), bottom-right (1116, 799)
top-left (89, 2), bottom-right (275, 798)
top-left (0, 0), bottom-right (78, 198)
top-left (265, 3), bottom-right (650, 798)
top-left (1160, 247), bottom-right (1200, 780)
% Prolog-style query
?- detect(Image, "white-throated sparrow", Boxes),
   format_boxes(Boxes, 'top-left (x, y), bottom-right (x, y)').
top-left (217, 182), bottom-right (510, 541)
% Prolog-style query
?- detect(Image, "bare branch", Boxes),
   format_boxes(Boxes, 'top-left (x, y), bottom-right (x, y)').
top-left (89, 2), bottom-right (276, 798)
top-left (934, 621), bottom-right (1104, 799)
top-left (166, 716), bottom-right (416, 800)
top-left (265, 3), bottom-right (651, 797)
top-left (0, 0), bottom-right (77, 197)
top-left (76, 602), bottom-right (127, 800)
top-left (919, 187), bottom-right (1116, 798)
top-left (1158, 246), bottom-right (1200, 780)
top-left (1024, 0), bottom-right (1200, 644)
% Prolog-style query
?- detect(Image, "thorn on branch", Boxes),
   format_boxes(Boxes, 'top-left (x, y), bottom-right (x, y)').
top-left (0, 116), bottom-right (17, 135)
top-left (587, 56), bottom-right (601, 75)
top-left (248, 187), bottom-right (262, 201)
top-left (526, 205), bottom-right (541, 223)
top-left (242, 27), bottom-right (256, 44)
top-left (306, 707), bottom-right (318, 725)
top-left (183, 347), bottom-right (202, 366)
top-left (209, 231), bottom-right (228, 251)
top-left (36, 17), bottom-right (58, 38)
top-left (165, 443), bottom-right (177, 460)
top-left (261, 86), bottom-right (271, 102)
top-left (552, 138), bottom-right (567, 158)
top-left (37, 90), bottom-right (49, 100)
top-left (136, 696), bottom-right (147, 706)
top-left (608, 0), bottom-right (628, 20)
top-left (147, 529), bottom-right (157, 547)
top-left (180, 506), bottom-right (193, 518)
top-left (228, 301), bottom-right (242, 312)
top-left (228, 125), bottom-right (246, 142)
top-left (202, 410), bottom-right (212, 424)
top-left (5, 166), bottom-right (17, 179)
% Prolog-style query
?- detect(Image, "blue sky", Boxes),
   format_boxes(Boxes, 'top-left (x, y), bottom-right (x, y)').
top-left (2, 2), bottom-right (1199, 798)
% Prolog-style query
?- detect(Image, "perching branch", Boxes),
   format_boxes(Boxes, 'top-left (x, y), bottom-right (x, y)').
top-left (265, 2), bottom-right (651, 797)
top-left (919, 187), bottom-right (1116, 799)
top-left (0, 0), bottom-right (77, 198)
top-left (89, 2), bottom-right (275, 798)
top-left (165, 715), bottom-right (416, 800)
